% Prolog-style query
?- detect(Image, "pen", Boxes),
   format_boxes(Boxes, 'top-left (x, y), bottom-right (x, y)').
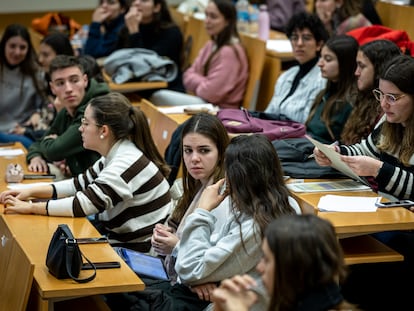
top-left (308, 141), bottom-right (339, 159)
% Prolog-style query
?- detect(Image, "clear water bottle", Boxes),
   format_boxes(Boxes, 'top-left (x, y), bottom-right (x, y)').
top-left (258, 4), bottom-right (270, 41)
top-left (236, 0), bottom-right (250, 34)
top-left (249, 4), bottom-right (259, 36)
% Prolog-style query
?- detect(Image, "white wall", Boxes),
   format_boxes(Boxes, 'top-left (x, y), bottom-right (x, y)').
top-left (0, 0), bottom-right (96, 13)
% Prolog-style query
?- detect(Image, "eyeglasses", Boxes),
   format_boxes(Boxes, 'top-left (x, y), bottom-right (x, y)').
top-left (81, 117), bottom-right (102, 127)
top-left (289, 34), bottom-right (314, 43)
top-left (372, 89), bottom-right (406, 105)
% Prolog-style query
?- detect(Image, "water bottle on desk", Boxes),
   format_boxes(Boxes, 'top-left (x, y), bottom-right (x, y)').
top-left (236, 0), bottom-right (250, 33)
top-left (258, 4), bottom-right (270, 41)
top-left (249, 4), bottom-right (259, 36)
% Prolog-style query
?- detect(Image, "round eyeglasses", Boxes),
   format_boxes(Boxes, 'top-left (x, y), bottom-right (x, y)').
top-left (372, 89), bottom-right (406, 105)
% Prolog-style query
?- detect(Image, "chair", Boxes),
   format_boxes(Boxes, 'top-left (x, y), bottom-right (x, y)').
top-left (0, 236), bottom-right (34, 311)
top-left (169, 7), bottom-right (188, 35)
top-left (239, 34), bottom-right (266, 110)
top-left (182, 15), bottom-right (210, 70)
top-left (306, 0), bottom-right (315, 13)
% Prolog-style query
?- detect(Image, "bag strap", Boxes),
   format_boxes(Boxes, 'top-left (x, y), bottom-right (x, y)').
top-left (65, 239), bottom-right (97, 283)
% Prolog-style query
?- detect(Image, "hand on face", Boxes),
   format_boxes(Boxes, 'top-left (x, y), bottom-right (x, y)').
top-left (125, 6), bottom-right (142, 33)
top-left (92, 6), bottom-right (112, 23)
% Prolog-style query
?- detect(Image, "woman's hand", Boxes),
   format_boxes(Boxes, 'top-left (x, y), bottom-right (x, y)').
top-left (198, 179), bottom-right (227, 212)
top-left (2, 196), bottom-right (34, 214)
top-left (341, 155), bottom-right (383, 177)
top-left (0, 189), bottom-right (30, 203)
top-left (151, 223), bottom-right (179, 256)
top-left (92, 6), bottom-right (111, 23)
top-left (191, 283), bottom-right (218, 301)
top-left (313, 146), bottom-right (334, 166)
top-left (212, 274), bottom-right (258, 311)
top-left (125, 6), bottom-right (142, 34)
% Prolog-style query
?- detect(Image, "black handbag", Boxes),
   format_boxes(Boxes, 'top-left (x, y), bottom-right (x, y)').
top-left (46, 224), bottom-right (96, 283)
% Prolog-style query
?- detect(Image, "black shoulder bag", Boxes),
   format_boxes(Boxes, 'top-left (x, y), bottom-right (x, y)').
top-left (46, 224), bottom-right (96, 283)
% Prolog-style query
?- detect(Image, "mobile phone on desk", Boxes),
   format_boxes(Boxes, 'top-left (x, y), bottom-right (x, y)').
top-left (375, 200), bottom-right (414, 209)
top-left (23, 174), bottom-right (56, 180)
top-left (82, 261), bottom-right (121, 270)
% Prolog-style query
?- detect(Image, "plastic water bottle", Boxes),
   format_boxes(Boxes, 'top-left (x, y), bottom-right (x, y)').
top-left (236, 0), bottom-right (250, 34)
top-left (249, 4), bottom-right (259, 36)
top-left (258, 4), bottom-right (270, 41)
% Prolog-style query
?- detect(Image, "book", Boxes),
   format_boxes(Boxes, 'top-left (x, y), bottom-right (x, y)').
top-left (287, 180), bottom-right (371, 193)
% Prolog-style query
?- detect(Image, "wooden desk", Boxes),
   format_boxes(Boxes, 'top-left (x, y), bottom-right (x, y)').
top-left (376, 1), bottom-right (414, 40)
top-left (291, 184), bottom-right (414, 238)
top-left (102, 70), bottom-right (167, 93)
top-left (136, 99), bottom-right (191, 156)
top-left (0, 144), bottom-right (144, 311)
top-left (257, 31), bottom-right (295, 111)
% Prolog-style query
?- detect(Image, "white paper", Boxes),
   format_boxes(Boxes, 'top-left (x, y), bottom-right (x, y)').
top-left (7, 182), bottom-right (51, 190)
top-left (287, 180), bottom-right (371, 193)
top-left (266, 40), bottom-right (293, 53)
top-left (158, 104), bottom-right (217, 114)
top-left (306, 136), bottom-right (369, 186)
top-left (318, 195), bottom-right (381, 212)
top-left (0, 149), bottom-right (24, 157)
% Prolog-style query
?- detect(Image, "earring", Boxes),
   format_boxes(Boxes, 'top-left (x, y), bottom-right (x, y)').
top-left (100, 135), bottom-right (104, 139)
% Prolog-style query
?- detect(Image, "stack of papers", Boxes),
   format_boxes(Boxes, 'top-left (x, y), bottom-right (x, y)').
top-left (318, 195), bottom-right (381, 212)
top-left (266, 40), bottom-right (293, 53)
top-left (0, 149), bottom-right (24, 157)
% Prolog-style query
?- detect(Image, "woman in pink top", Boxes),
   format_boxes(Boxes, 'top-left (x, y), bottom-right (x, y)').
top-left (150, 0), bottom-right (248, 109)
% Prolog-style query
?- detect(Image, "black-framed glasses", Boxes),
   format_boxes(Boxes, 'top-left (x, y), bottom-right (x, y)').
top-left (372, 89), bottom-right (406, 105)
top-left (81, 117), bottom-right (102, 127)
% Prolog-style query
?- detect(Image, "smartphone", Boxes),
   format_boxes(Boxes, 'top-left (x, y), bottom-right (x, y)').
top-left (218, 180), bottom-right (227, 196)
top-left (82, 261), bottom-right (121, 270)
top-left (76, 237), bottom-right (109, 244)
top-left (375, 200), bottom-right (414, 208)
top-left (23, 174), bottom-right (56, 180)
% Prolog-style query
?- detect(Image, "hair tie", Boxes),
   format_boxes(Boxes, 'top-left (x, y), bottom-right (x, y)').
top-left (129, 106), bottom-right (134, 116)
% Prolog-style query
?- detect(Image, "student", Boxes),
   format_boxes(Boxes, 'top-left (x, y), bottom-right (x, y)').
top-left (0, 24), bottom-right (47, 148)
top-left (116, 0), bottom-right (184, 92)
top-left (37, 32), bottom-right (74, 74)
top-left (26, 55), bottom-right (109, 177)
top-left (341, 39), bottom-right (401, 145)
top-left (266, 0), bottom-right (306, 32)
top-left (315, 0), bottom-right (371, 36)
top-left (109, 134), bottom-right (300, 311)
top-left (83, 0), bottom-right (129, 58)
top-left (264, 12), bottom-right (329, 123)
top-left (150, 0), bottom-right (248, 109)
top-left (313, 54), bottom-right (414, 201)
top-left (151, 113), bottom-right (229, 283)
top-left (0, 92), bottom-right (171, 252)
top-left (212, 214), bottom-right (357, 311)
top-left (8, 32), bottom-right (75, 144)
top-left (306, 34), bottom-right (359, 144)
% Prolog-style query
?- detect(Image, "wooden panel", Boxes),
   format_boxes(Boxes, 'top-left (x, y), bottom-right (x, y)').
top-left (341, 235), bottom-right (403, 265)
top-left (102, 70), bottom-right (167, 93)
top-left (376, 1), bottom-right (414, 39)
top-left (182, 15), bottom-right (210, 69)
top-left (240, 34), bottom-right (266, 110)
top-left (0, 237), bottom-right (34, 311)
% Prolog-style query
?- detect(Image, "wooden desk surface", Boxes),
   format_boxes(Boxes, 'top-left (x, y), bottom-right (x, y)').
top-left (0, 144), bottom-right (144, 310)
top-left (292, 182), bottom-right (414, 238)
top-left (102, 70), bottom-right (167, 93)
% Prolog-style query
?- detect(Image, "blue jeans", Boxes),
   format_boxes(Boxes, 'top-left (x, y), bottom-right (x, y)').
top-left (0, 132), bottom-right (34, 149)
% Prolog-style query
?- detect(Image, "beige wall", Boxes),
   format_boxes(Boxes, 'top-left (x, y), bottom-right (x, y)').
top-left (0, 0), bottom-right (96, 13)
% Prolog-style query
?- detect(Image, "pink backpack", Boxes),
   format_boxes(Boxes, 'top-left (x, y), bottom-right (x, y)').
top-left (217, 109), bottom-right (306, 141)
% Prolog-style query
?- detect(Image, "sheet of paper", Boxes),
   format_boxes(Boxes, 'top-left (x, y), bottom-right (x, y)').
top-left (318, 195), bottom-right (381, 212)
top-left (7, 182), bottom-right (51, 190)
top-left (287, 180), bottom-right (371, 193)
top-left (0, 148), bottom-right (24, 157)
top-left (158, 103), bottom-right (216, 114)
top-left (266, 40), bottom-right (293, 53)
top-left (306, 136), bottom-right (369, 185)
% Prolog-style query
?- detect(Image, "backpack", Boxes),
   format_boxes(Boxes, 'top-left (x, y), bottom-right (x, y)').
top-left (217, 108), bottom-right (306, 141)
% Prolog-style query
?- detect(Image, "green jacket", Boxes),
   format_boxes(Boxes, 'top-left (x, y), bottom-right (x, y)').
top-left (27, 79), bottom-right (109, 175)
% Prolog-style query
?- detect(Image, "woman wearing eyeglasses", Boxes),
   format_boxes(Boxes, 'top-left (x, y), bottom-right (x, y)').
top-left (314, 54), bottom-right (414, 201)
top-left (0, 92), bottom-right (172, 254)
